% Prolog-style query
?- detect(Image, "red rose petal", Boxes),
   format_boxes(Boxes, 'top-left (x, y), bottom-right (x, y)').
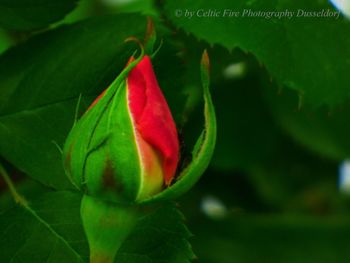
top-left (128, 56), bottom-right (179, 184)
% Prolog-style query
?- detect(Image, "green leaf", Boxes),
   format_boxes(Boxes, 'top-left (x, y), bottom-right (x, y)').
top-left (116, 203), bottom-right (195, 263)
top-left (164, 0), bottom-right (350, 107)
top-left (0, 191), bottom-right (89, 263)
top-left (0, 14), bottom-right (147, 189)
top-left (0, 0), bottom-right (79, 31)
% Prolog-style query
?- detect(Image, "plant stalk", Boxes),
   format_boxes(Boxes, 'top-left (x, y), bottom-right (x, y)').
top-left (81, 195), bottom-right (138, 263)
top-left (0, 163), bottom-right (27, 206)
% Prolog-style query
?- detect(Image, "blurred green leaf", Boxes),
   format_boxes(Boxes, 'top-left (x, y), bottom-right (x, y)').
top-left (164, 0), bottom-right (350, 108)
top-left (0, 0), bottom-right (79, 31)
top-left (210, 77), bottom-right (282, 171)
top-left (249, 143), bottom-right (340, 213)
top-left (0, 14), bottom-right (147, 189)
top-left (0, 191), bottom-right (194, 263)
top-left (0, 29), bottom-right (12, 53)
top-left (190, 215), bottom-right (350, 263)
top-left (262, 76), bottom-right (350, 161)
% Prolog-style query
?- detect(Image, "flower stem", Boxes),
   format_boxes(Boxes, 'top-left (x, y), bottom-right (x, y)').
top-left (0, 163), bottom-right (27, 206)
top-left (81, 195), bottom-right (138, 263)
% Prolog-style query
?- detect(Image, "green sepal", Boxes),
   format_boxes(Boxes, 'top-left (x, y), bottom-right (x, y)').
top-left (83, 80), bottom-right (142, 203)
top-left (141, 50), bottom-right (217, 203)
top-left (63, 44), bottom-right (145, 202)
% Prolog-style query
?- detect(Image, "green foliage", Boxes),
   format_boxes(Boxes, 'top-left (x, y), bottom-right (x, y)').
top-left (0, 191), bottom-right (193, 263)
top-left (164, 0), bottom-right (350, 107)
top-left (0, 15), bottom-right (146, 189)
top-left (0, 0), bottom-right (79, 31)
top-left (1, 0), bottom-right (350, 261)
top-left (0, 191), bottom-right (89, 263)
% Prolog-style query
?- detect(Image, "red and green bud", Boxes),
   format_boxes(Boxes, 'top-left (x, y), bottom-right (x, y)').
top-left (63, 51), bottom-right (180, 203)
top-left (63, 45), bottom-right (216, 205)
top-left (63, 44), bottom-right (216, 263)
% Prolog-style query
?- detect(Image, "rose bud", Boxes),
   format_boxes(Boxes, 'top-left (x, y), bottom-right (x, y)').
top-left (64, 46), bottom-right (216, 263)
top-left (63, 48), bottom-right (216, 204)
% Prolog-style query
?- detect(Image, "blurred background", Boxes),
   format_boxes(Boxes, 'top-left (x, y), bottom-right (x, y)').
top-left (1, 0), bottom-right (350, 262)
